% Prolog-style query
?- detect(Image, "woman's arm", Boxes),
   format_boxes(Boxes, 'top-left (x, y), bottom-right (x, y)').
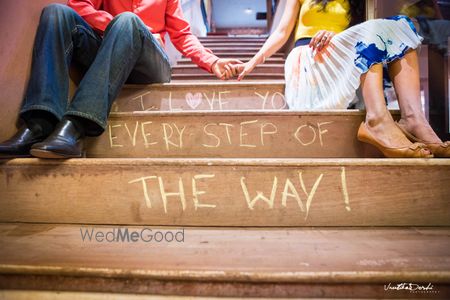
top-left (236, 0), bottom-right (300, 80)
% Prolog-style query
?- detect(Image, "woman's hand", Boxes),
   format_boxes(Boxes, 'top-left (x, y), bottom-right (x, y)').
top-left (235, 60), bottom-right (258, 81)
top-left (309, 30), bottom-right (335, 52)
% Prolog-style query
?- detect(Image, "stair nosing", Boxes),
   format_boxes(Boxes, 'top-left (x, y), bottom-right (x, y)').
top-left (1, 264), bottom-right (449, 283)
top-left (107, 110), bottom-right (397, 117)
top-left (123, 81), bottom-right (285, 89)
top-left (3, 158), bottom-right (449, 167)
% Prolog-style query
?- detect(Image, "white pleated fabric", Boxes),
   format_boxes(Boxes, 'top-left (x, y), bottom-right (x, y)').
top-left (284, 16), bottom-right (423, 110)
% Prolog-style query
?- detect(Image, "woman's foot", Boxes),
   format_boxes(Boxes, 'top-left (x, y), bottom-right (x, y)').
top-left (397, 115), bottom-right (442, 144)
top-left (357, 112), bottom-right (433, 158)
top-left (397, 116), bottom-right (450, 158)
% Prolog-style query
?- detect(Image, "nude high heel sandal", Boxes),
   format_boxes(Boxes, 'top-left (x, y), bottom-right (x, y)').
top-left (357, 122), bottom-right (433, 158)
top-left (396, 122), bottom-right (450, 158)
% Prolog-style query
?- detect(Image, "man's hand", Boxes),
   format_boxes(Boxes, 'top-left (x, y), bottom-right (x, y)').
top-left (212, 58), bottom-right (243, 80)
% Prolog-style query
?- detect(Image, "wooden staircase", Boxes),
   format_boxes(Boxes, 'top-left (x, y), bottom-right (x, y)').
top-left (0, 36), bottom-right (449, 299)
top-left (172, 37), bottom-right (285, 80)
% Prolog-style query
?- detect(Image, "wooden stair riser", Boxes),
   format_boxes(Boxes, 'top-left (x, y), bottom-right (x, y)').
top-left (114, 83), bottom-right (285, 112)
top-left (200, 39), bottom-right (266, 45)
top-left (203, 48), bottom-right (275, 54)
top-left (0, 159), bottom-right (448, 226)
top-left (198, 38), bottom-right (267, 42)
top-left (176, 57), bottom-right (285, 65)
top-left (86, 112), bottom-right (391, 158)
top-left (202, 43), bottom-right (265, 47)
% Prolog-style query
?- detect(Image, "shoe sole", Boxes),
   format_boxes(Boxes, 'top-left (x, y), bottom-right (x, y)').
top-left (30, 149), bottom-right (85, 159)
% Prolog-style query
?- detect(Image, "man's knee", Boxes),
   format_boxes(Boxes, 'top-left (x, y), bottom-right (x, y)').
top-left (41, 3), bottom-right (74, 20)
top-left (110, 12), bottom-right (142, 28)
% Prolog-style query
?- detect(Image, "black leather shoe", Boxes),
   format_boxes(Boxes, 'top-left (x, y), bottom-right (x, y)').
top-left (30, 119), bottom-right (85, 159)
top-left (0, 126), bottom-right (47, 158)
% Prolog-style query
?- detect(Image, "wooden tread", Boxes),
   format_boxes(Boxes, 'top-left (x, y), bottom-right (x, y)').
top-left (0, 158), bottom-right (449, 226)
top-left (0, 224), bottom-right (449, 297)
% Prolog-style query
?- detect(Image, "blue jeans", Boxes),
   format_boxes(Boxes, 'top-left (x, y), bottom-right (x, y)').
top-left (20, 4), bottom-right (171, 136)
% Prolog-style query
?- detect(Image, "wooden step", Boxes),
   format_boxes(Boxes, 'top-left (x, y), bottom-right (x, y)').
top-left (0, 158), bottom-right (448, 226)
top-left (199, 38), bottom-right (267, 43)
top-left (202, 42), bottom-right (264, 51)
top-left (0, 224), bottom-right (449, 297)
top-left (115, 82), bottom-right (285, 112)
top-left (172, 64), bottom-right (284, 75)
top-left (204, 48), bottom-right (269, 54)
top-left (205, 52), bottom-right (285, 58)
top-left (2, 291), bottom-right (260, 300)
top-left (5, 291), bottom-right (305, 300)
top-left (207, 46), bottom-right (263, 50)
top-left (202, 43), bottom-right (265, 47)
top-left (171, 74), bottom-right (285, 80)
top-left (1, 291), bottom-right (285, 300)
top-left (177, 57), bottom-right (285, 65)
top-left (88, 111), bottom-right (395, 158)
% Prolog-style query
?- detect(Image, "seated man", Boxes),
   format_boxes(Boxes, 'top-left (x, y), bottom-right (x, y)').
top-left (0, 0), bottom-right (239, 158)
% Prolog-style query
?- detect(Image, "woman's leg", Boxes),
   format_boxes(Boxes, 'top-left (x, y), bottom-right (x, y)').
top-left (388, 49), bottom-right (442, 143)
top-left (360, 63), bottom-right (416, 149)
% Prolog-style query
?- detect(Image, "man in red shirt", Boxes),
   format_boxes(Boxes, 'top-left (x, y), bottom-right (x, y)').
top-left (0, 0), bottom-right (240, 158)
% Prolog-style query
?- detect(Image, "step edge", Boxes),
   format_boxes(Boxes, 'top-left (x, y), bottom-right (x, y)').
top-left (123, 81), bottom-right (285, 89)
top-left (107, 110), bottom-right (396, 117)
top-left (2, 158), bottom-right (449, 167)
top-left (1, 265), bottom-right (449, 283)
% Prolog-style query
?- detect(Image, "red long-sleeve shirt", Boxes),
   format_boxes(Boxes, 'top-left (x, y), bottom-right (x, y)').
top-left (67, 0), bottom-right (218, 72)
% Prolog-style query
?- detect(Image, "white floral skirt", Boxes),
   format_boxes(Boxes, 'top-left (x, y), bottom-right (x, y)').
top-left (284, 15), bottom-right (423, 110)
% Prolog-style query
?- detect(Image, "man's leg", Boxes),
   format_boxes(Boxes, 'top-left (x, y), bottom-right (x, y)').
top-left (31, 12), bottom-right (171, 158)
top-left (0, 4), bottom-right (101, 158)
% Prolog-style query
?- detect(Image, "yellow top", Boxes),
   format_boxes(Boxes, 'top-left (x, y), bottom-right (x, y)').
top-left (294, 0), bottom-right (351, 41)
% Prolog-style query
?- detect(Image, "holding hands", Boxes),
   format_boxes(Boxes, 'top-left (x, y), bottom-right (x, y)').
top-left (212, 58), bottom-right (243, 80)
top-left (214, 55), bottom-right (261, 81)
top-left (212, 54), bottom-right (261, 81)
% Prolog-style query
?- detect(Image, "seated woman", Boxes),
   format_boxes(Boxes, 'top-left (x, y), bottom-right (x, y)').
top-left (233, 0), bottom-right (449, 158)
